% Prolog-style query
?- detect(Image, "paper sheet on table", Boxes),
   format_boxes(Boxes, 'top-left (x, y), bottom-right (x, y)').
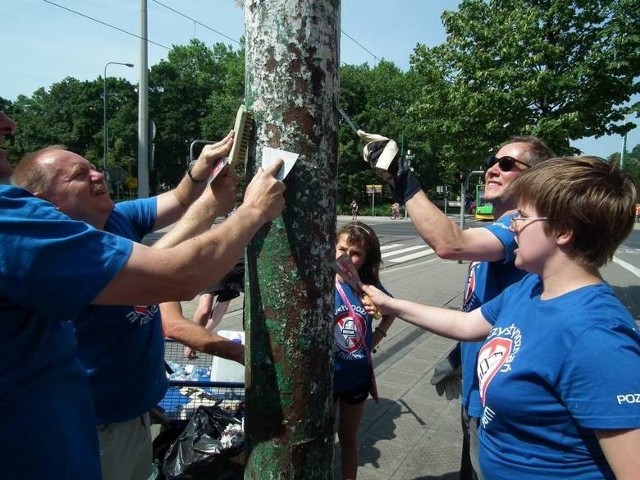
top-left (261, 147), bottom-right (299, 180)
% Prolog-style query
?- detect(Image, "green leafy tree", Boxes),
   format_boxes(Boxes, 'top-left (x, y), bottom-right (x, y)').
top-left (625, 144), bottom-right (640, 181)
top-left (337, 63), bottom-right (378, 205)
top-left (410, 0), bottom-right (640, 172)
top-left (337, 61), bottom-right (430, 206)
top-left (102, 78), bottom-right (137, 175)
top-left (7, 78), bottom-right (102, 158)
top-left (610, 142), bottom-right (640, 181)
top-left (4, 77), bottom-right (136, 177)
top-left (149, 39), bottom-right (244, 192)
top-left (203, 43), bottom-right (246, 138)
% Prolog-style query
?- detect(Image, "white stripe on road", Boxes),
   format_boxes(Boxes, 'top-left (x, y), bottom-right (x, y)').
top-left (617, 245), bottom-right (640, 255)
top-left (381, 246), bottom-right (639, 276)
top-left (380, 244), bottom-right (402, 251)
top-left (381, 256), bottom-right (440, 274)
top-left (382, 245), bottom-right (428, 258)
top-left (613, 256), bottom-right (640, 278)
top-left (387, 248), bottom-right (435, 263)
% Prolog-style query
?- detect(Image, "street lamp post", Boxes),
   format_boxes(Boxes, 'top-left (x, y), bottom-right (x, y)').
top-left (621, 132), bottom-right (628, 170)
top-left (103, 61), bottom-right (134, 174)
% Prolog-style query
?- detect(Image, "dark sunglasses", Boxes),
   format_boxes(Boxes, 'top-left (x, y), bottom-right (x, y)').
top-left (484, 155), bottom-right (531, 172)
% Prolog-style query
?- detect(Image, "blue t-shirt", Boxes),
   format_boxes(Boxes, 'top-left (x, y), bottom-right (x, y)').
top-left (478, 274), bottom-right (640, 479)
top-left (74, 198), bottom-right (168, 424)
top-left (0, 185), bottom-right (133, 479)
top-left (460, 214), bottom-right (525, 418)
top-left (333, 281), bottom-right (388, 394)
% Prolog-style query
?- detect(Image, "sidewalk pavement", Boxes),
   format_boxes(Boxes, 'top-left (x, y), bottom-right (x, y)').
top-left (171, 228), bottom-right (466, 479)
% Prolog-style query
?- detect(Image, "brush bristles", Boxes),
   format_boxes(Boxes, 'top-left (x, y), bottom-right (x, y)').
top-left (228, 105), bottom-right (254, 168)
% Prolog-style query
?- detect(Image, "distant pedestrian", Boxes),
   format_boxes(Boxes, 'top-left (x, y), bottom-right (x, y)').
top-left (350, 199), bottom-right (359, 220)
top-left (391, 202), bottom-right (400, 219)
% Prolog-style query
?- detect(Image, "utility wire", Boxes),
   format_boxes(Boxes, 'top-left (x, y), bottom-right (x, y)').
top-left (42, 0), bottom-right (170, 50)
top-left (153, 0), bottom-right (380, 64)
top-left (152, 0), bottom-right (241, 45)
top-left (341, 30), bottom-right (380, 64)
top-left (43, 0), bottom-right (381, 65)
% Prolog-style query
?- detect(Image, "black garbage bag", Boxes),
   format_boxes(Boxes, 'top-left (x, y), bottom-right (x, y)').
top-left (162, 406), bottom-right (245, 479)
top-left (152, 425), bottom-right (184, 480)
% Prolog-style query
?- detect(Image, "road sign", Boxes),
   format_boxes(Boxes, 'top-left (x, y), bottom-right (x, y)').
top-left (126, 177), bottom-right (138, 190)
top-left (366, 184), bottom-right (382, 194)
top-left (108, 165), bottom-right (126, 185)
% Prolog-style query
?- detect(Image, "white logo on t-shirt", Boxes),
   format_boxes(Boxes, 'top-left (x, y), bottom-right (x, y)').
top-left (477, 323), bottom-right (523, 404)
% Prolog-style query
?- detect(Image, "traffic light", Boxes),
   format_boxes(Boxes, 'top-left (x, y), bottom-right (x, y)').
top-left (455, 167), bottom-right (466, 183)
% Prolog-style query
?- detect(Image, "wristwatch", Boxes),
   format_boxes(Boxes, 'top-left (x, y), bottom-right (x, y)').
top-left (187, 160), bottom-right (207, 183)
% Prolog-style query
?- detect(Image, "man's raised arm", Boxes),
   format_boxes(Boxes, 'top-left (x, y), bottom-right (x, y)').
top-left (92, 160), bottom-right (285, 306)
top-left (358, 129), bottom-right (505, 262)
top-left (153, 131), bottom-right (234, 230)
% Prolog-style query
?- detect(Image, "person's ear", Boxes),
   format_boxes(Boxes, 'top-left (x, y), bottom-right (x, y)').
top-left (33, 191), bottom-right (54, 205)
top-left (556, 228), bottom-right (573, 246)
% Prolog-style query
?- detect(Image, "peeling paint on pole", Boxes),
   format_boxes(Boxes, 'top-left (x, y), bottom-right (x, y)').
top-left (242, 0), bottom-right (340, 477)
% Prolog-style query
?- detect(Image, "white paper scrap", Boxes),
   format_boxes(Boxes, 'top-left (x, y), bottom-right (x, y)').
top-left (261, 147), bottom-right (299, 181)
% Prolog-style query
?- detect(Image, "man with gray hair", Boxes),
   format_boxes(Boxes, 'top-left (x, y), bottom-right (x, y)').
top-left (1, 108), bottom-right (285, 480)
top-left (11, 138), bottom-right (273, 480)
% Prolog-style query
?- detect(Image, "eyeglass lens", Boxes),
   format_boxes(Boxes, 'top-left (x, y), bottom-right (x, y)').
top-left (485, 155), bottom-right (531, 172)
top-left (485, 156), bottom-right (517, 172)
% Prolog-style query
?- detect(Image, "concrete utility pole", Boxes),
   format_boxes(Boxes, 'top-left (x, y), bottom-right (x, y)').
top-left (621, 132), bottom-right (627, 170)
top-left (137, 0), bottom-right (150, 198)
top-left (243, 0), bottom-right (340, 477)
top-left (103, 61), bottom-right (134, 174)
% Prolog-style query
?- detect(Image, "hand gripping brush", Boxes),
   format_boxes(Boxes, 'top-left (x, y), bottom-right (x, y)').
top-left (188, 105), bottom-right (254, 182)
top-left (227, 104), bottom-right (254, 170)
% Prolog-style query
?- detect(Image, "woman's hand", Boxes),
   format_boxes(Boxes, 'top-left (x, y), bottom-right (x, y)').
top-left (361, 284), bottom-right (393, 315)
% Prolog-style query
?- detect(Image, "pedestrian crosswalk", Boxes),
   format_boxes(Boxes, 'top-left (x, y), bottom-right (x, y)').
top-left (380, 243), bottom-right (435, 264)
top-left (381, 241), bottom-right (640, 273)
top-left (613, 256), bottom-right (640, 278)
top-left (618, 245), bottom-right (640, 255)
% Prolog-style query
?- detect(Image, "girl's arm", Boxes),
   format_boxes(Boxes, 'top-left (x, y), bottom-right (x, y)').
top-left (595, 428), bottom-right (640, 479)
top-left (377, 314), bottom-right (395, 335)
top-left (372, 314), bottom-right (395, 348)
top-left (160, 301), bottom-right (244, 364)
top-left (361, 284), bottom-right (492, 342)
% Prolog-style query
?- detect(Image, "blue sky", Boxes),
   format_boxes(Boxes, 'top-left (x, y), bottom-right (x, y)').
top-left (3, 0), bottom-right (638, 157)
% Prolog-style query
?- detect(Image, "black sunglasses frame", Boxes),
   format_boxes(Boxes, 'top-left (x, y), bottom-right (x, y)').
top-left (484, 155), bottom-right (531, 172)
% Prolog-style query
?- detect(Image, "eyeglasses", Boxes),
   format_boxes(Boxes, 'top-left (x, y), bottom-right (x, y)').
top-left (510, 215), bottom-right (548, 233)
top-left (485, 155), bottom-right (531, 172)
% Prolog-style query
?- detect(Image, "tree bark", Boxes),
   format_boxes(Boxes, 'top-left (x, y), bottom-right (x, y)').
top-left (243, 0), bottom-right (340, 478)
